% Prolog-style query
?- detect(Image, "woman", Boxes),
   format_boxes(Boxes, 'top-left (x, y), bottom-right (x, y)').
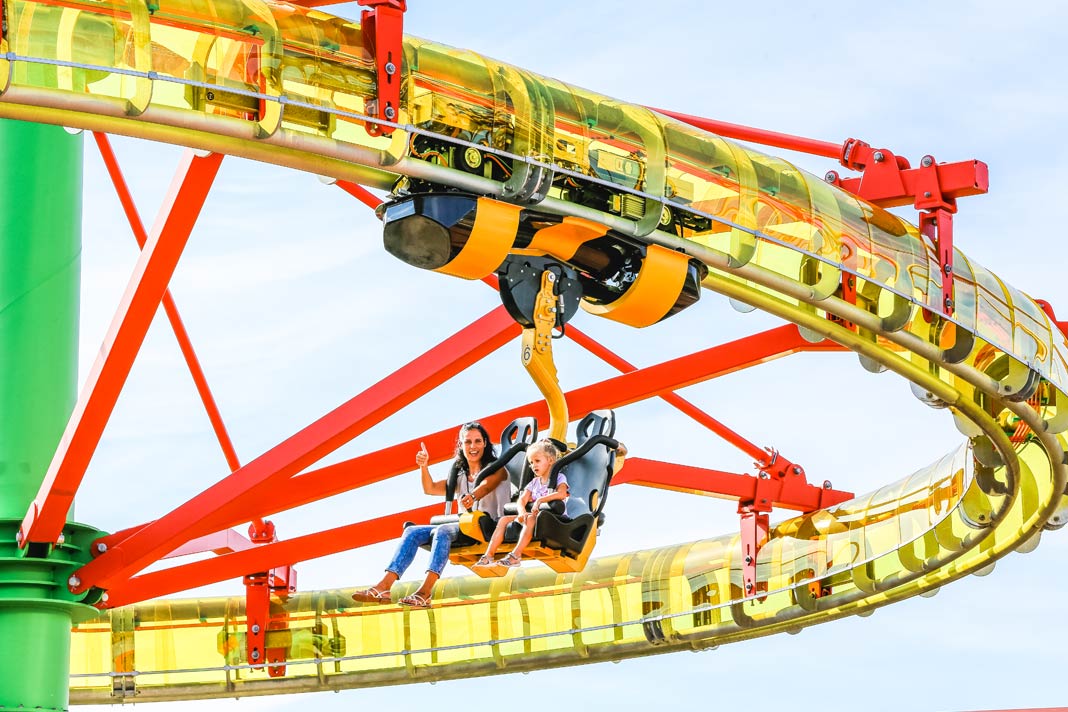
top-left (352, 421), bottom-right (511, 608)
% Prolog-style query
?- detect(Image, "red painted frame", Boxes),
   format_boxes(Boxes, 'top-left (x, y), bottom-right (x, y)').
top-left (22, 130), bottom-right (865, 607)
top-left (19, 149), bottom-right (223, 548)
top-left (74, 306), bottom-right (520, 593)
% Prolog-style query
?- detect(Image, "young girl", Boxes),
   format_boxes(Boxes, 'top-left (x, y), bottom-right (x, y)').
top-left (474, 439), bottom-right (568, 569)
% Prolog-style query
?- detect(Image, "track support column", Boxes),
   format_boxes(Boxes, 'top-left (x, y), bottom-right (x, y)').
top-left (0, 120), bottom-right (101, 710)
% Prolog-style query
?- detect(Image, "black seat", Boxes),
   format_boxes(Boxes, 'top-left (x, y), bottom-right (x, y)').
top-left (499, 410), bottom-right (620, 573)
top-left (415, 417), bottom-right (539, 554)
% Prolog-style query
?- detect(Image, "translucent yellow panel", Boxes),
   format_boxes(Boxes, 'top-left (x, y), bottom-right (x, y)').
top-left (73, 439), bottom-right (1064, 701)
top-left (3, 0), bottom-right (1065, 701)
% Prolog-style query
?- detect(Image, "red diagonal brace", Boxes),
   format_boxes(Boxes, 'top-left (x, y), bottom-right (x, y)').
top-left (357, 0), bottom-right (406, 137)
top-left (566, 328), bottom-right (782, 464)
top-left (337, 179), bottom-right (384, 211)
top-left (102, 504), bottom-right (441, 608)
top-left (649, 107), bottom-right (842, 159)
top-left (613, 458), bottom-right (852, 512)
top-left (18, 150), bottom-right (223, 548)
top-left (73, 307), bottom-right (519, 593)
top-left (91, 324), bottom-right (826, 554)
top-left (94, 133), bottom-right (246, 476)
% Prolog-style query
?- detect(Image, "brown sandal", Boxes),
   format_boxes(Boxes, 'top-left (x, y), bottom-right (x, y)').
top-left (351, 586), bottom-right (391, 603)
top-left (399, 593), bottom-right (431, 609)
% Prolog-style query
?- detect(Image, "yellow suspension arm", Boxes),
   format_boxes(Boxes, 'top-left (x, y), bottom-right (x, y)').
top-left (522, 270), bottom-right (568, 443)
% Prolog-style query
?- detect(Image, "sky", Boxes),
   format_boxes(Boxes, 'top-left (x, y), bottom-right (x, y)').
top-left (64, 1), bottom-right (1068, 710)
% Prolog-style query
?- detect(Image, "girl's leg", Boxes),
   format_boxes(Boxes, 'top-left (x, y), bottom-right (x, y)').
top-left (508, 512), bottom-right (541, 560)
top-left (483, 516), bottom-right (515, 558)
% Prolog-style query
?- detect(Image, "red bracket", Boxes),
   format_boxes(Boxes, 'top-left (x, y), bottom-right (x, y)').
top-left (357, 0), bottom-right (406, 137)
top-left (826, 140), bottom-right (988, 318)
top-left (244, 520), bottom-right (297, 677)
top-left (740, 449), bottom-right (850, 600)
top-left (739, 503), bottom-right (769, 599)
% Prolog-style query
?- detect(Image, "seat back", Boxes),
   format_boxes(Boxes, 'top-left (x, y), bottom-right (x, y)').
top-left (555, 411), bottom-right (618, 520)
top-left (487, 416), bottom-right (538, 496)
top-left (576, 409), bottom-right (616, 443)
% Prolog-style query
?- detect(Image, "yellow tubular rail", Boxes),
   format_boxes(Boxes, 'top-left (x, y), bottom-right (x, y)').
top-left (2, 0), bottom-right (1064, 701)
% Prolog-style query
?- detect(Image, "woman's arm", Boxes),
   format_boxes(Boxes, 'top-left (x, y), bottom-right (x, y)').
top-left (460, 467), bottom-right (507, 509)
top-left (417, 442), bottom-right (447, 497)
top-left (470, 468), bottom-right (507, 499)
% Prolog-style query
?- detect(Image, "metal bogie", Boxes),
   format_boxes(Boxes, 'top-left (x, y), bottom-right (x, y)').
top-left (381, 192), bottom-right (706, 326)
top-left (910, 380), bottom-right (950, 410)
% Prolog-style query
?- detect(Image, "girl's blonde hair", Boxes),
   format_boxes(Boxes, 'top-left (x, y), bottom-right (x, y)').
top-left (526, 438), bottom-right (561, 463)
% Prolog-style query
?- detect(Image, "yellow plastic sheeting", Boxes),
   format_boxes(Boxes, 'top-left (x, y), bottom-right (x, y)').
top-left (72, 441), bottom-right (1056, 702)
top-left (3, 0), bottom-right (1066, 395)
top-left (1, 0), bottom-right (1064, 701)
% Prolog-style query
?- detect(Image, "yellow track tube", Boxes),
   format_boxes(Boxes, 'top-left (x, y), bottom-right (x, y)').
top-left (1, 0), bottom-right (1058, 699)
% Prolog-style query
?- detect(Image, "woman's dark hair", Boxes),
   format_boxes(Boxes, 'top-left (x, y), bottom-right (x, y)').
top-left (451, 421), bottom-right (497, 478)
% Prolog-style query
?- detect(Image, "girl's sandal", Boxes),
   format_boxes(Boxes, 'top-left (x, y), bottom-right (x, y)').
top-left (473, 555), bottom-right (496, 567)
top-left (351, 587), bottom-right (391, 603)
top-left (399, 593), bottom-right (432, 609)
top-left (498, 553), bottom-right (522, 568)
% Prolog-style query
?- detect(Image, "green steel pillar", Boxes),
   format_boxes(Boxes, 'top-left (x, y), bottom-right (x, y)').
top-left (0, 119), bottom-right (101, 710)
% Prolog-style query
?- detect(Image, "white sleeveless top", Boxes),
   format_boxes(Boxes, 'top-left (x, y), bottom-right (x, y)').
top-left (456, 468), bottom-right (512, 520)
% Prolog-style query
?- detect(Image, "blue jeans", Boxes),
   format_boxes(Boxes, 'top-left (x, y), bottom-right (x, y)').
top-left (385, 524), bottom-right (458, 578)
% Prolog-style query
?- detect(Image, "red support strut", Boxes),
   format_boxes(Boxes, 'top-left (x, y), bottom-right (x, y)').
top-left (243, 519), bottom-right (295, 677)
top-left (658, 109), bottom-right (988, 319)
top-left (357, 0), bottom-right (406, 137)
top-left (739, 505), bottom-right (769, 599)
top-left (18, 150), bottom-right (223, 548)
top-left (614, 457), bottom-right (853, 600)
top-left (826, 142), bottom-right (986, 318)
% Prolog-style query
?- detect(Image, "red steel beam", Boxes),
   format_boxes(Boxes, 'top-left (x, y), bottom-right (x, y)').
top-left (341, 187), bottom-right (843, 466)
top-left (96, 323), bottom-right (839, 602)
top-left (18, 150), bottom-right (223, 547)
top-left (103, 504), bottom-right (441, 608)
top-left (337, 180), bottom-right (383, 211)
top-left (93, 134), bottom-right (244, 476)
top-left (478, 274), bottom-right (844, 464)
top-left (614, 457), bottom-right (852, 512)
top-left (613, 458), bottom-right (758, 500)
top-left (95, 323), bottom-right (824, 550)
top-left (565, 327), bottom-right (822, 463)
top-left (652, 107), bottom-right (842, 160)
top-left (107, 451), bottom-right (856, 606)
top-left (163, 529), bottom-right (255, 559)
top-left (74, 307), bottom-right (520, 592)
